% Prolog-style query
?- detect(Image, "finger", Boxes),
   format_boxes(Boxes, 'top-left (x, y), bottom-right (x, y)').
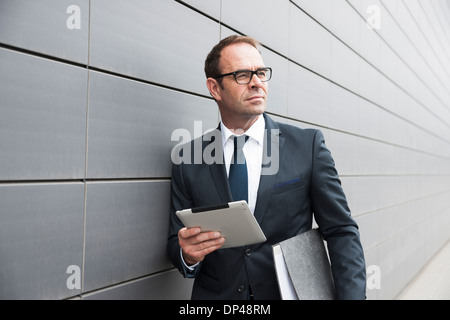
top-left (186, 237), bottom-right (225, 259)
top-left (178, 227), bottom-right (201, 240)
top-left (204, 238), bottom-right (226, 254)
top-left (192, 236), bottom-right (225, 253)
top-left (193, 231), bottom-right (222, 244)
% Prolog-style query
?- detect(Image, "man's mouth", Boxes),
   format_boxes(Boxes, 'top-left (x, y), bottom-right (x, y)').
top-left (246, 95), bottom-right (265, 101)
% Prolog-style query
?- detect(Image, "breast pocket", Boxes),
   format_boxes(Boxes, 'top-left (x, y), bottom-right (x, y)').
top-left (271, 176), bottom-right (305, 196)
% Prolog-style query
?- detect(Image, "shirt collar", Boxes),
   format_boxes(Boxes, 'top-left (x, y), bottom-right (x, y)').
top-left (220, 114), bottom-right (266, 148)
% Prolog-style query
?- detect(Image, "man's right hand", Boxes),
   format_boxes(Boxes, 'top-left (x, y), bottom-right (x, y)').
top-left (178, 227), bottom-right (225, 266)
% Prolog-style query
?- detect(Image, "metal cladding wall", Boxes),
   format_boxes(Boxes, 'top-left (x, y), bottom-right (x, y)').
top-left (0, 0), bottom-right (449, 300)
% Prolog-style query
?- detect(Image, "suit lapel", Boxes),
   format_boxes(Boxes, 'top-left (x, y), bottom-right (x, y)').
top-left (205, 125), bottom-right (233, 203)
top-left (254, 114), bottom-right (284, 223)
top-left (209, 161), bottom-right (232, 203)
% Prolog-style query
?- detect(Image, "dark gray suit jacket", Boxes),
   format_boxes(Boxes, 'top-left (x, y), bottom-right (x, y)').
top-left (167, 113), bottom-right (366, 300)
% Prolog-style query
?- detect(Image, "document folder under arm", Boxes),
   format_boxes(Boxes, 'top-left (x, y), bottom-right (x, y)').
top-left (272, 228), bottom-right (335, 300)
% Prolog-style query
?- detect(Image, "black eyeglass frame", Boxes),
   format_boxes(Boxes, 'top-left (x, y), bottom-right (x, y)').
top-left (214, 67), bottom-right (272, 84)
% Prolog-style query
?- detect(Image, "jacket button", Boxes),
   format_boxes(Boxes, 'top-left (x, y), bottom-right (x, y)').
top-left (245, 248), bottom-right (252, 256)
top-left (238, 285), bottom-right (245, 293)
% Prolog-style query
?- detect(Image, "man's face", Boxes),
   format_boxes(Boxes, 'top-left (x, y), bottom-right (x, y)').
top-left (209, 43), bottom-right (268, 124)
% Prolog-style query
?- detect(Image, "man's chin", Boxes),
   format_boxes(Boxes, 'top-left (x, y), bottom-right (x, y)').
top-left (244, 103), bottom-right (266, 115)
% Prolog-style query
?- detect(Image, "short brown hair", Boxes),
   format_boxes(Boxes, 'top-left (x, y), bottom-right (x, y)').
top-left (204, 35), bottom-right (260, 79)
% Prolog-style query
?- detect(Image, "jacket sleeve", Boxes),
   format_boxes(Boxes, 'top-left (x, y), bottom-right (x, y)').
top-left (167, 162), bottom-right (202, 278)
top-left (310, 130), bottom-right (366, 300)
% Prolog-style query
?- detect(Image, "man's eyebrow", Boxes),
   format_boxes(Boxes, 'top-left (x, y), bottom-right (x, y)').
top-left (234, 66), bottom-right (267, 72)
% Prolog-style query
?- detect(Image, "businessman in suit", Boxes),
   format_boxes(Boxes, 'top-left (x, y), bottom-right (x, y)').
top-left (167, 35), bottom-right (366, 299)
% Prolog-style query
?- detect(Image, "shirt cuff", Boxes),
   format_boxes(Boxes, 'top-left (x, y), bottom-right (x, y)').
top-left (180, 248), bottom-right (200, 273)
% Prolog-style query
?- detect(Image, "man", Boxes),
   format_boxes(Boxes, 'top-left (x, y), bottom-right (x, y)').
top-left (167, 35), bottom-right (366, 300)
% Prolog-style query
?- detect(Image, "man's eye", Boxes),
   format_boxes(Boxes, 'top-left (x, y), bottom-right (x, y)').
top-left (257, 70), bottom-right (267, 77)
top-left (235, 72), bottom-right (249, 79)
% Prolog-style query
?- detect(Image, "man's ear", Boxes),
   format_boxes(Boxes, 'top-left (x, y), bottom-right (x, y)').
top-left (206, 78), bottom-right (222, 101)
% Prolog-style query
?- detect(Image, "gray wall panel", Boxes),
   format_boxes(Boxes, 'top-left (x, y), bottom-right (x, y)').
top-left (287, 62), bottom-right (331, 126)
top-left (328, 126), bottom-right (450, 177)
top-left (329, 83), bottom-right (359, 134)
top-left (260, 47), bottom-right (289, 116)
top-left (89, 0), bottom-right (219, 96)
top-left (330, 0), bottom-right (362, 53)
top-left (330, 37), bottom-right (360, 95)
top-left (221, 0), bottom-right (290, 56)
top-left (291, 0), bottom-right (333, 30)
top-left (83, 269), bottom-right (193, 300)
top-left (342, 176), bottom-right (450, 217)
top-left (83, 180), bottom-right (173, 293)
top-left (289, 4), bottom-right (332, 78)
top-left (0, 183), bottom-right (84, 299)
top-left (0, 48), bottom-right (87, 180)
top-left (179, 0), bottom-right (221, 20)
top-left (87, 71), bottom-right (218, 179)
top-left (0, 0), bottom-right (89, 64)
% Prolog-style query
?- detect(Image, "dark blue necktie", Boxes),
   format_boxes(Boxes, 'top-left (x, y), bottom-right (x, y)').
top-left (228, 135), bottom-right (249, 202)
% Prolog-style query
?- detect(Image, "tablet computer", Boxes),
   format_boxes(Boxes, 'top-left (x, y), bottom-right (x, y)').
top-left (176, 200), bottom-right (266, 249)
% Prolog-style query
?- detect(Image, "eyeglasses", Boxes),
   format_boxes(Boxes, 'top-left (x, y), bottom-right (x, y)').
top-left (215, 67), bottom-right (272, 84)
